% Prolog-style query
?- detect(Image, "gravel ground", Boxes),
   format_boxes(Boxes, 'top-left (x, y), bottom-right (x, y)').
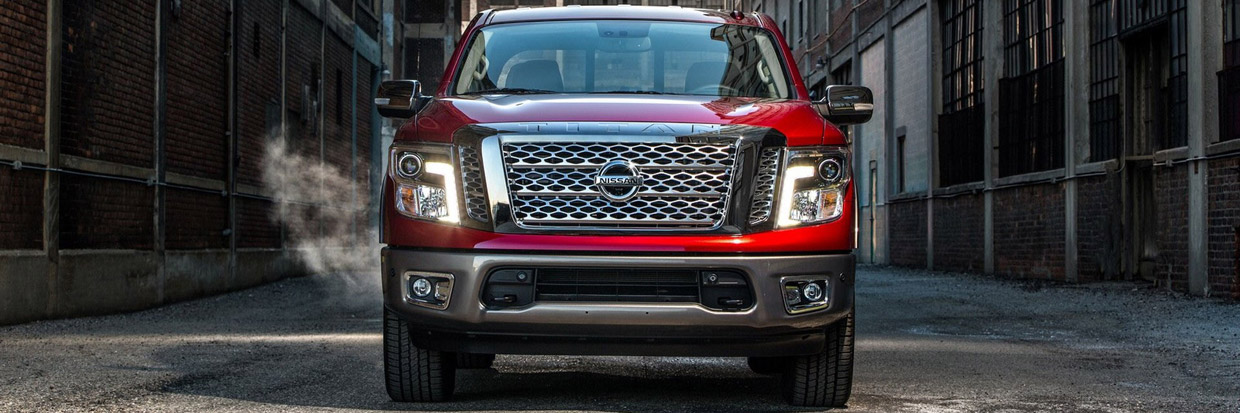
top-left (0, 265), bottom-right (1237, 412)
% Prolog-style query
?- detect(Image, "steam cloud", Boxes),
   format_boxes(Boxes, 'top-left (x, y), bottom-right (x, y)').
top-left (261, 135), bottom-right (381, 306)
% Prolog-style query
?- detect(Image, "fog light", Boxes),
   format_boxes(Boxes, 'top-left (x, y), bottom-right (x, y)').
top-left (802, 282), bottom-right (824, 301)
top-left (402, 271), bottom-right (454, 310)
top-left (411, 277), bottom-right (433, 298)
top-left (782, 277), bottom-right (830, 315)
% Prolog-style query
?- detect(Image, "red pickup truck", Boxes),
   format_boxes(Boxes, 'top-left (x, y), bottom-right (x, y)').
top-left (375, 5), bottom-right (872, 407)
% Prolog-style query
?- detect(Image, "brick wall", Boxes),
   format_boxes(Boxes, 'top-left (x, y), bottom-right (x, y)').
top-left (1208, 157), bottom-right (1240, 296)
top-left (237, 0), bottom-right (283, 187)
top-left (238, 197), bottom-right (281, 249)
top-left (61, 0), bottom-right (155, 167)
top-left (0, 169), bottom-right (44, 250)
top-left (58, 175), bottom-right (153, 250)
top-left (165, 188), bottom-right (228, 250)
top-left (993, 183), bottom-right (1065, 280)
top-left (164, 0), bottom-right (229, 180)
top-left (0, 0), bottom-right (46, 150)
top-left (325, 36), bottom-right (352, 171)
top-left (0, 0), bottom-right (381, 325)
top-left (888, 200), bottom-right (927, 267)
top-left (932, 193), bottom-right (985, 272)
top-left (1155, 165), bottom-right (1189, 290)
top-left (827, 0), bottom-right (852, 54)
top-left (1076, 173), bottom-right (1122, 281)
top-left (285, 4), bottom-right (321, 159)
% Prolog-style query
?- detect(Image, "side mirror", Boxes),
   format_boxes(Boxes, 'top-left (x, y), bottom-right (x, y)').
top-left (813, 85), bottom-right (874, 125)
top-left (375, 80), bottom-right (432, 119)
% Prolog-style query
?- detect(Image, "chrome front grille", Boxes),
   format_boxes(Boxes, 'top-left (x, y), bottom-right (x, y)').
top-left (748, 147), bottom-right (781, 224)
top-left (501, 140), bottom-right (737, 229)
top-left (459, 146), bottom-right (489, 222)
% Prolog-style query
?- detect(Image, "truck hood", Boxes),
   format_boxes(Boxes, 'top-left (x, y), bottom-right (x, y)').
top-left (399, 94), bottom-right (845, 146)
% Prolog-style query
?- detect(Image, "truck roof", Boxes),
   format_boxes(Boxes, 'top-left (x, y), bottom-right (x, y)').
top-left (481, 5), bottom-right (766, 28)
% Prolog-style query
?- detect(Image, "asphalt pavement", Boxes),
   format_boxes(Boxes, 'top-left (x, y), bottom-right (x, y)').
top-left (1, 265), bottom-right (1237, 412)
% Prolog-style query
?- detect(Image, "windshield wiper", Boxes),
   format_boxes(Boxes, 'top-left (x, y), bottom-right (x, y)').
top-left (461, 88), bottom-right (557, 95)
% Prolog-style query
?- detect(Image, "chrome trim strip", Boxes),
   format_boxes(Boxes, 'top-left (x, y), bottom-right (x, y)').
top-left (481, 136), bottom-right (511, 224)
top-left (512, 191), bottom-right (724, 198)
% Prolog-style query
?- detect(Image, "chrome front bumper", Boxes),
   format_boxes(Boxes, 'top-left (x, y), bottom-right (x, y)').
top-left (382, 247), bottom-right (855, 357)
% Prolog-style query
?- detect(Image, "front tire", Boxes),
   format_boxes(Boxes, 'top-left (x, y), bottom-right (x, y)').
top-left (384, 309), bottom-right (456, 402)
top-left (782, 310), bottom-right (854, 407)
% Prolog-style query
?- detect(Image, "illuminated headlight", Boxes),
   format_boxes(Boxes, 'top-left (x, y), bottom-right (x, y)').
top-left (776, 147), bottom-right (850, 228)
top-left (390, 144), bottom-right (460, 224)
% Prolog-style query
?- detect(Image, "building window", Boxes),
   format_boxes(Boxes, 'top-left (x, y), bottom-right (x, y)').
top-left (998, 0), bottom-right (1065, 177)
top-left (1088, 0), bottom-right (1121, 161)
top-left (799, 0), bottom-right (806, 41)
top-left (1228, 0), bottom-right (1240, 67)
top-left (938, 0), bottom-right (985, 186)
top-left (1222, 0), bottom-right (1240, 142)
top-left (1104, 0), bottom-right (1189, 150)
top-left (896, 134), bottom-right (906, 193)
top-left (831, 63), bottom-right (851, 85)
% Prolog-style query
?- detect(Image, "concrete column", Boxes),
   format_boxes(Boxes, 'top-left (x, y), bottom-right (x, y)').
top-left (153, 0), bottom-right (168, 302)
top-left (1063, 0), bottom-right (1090, 282)
top-left (981, 0), bottom-right (1002, 274)
top-left (923, 2), bottom-right (937, 270)
top-left (1186, 0), bottom-right (1223, 296)
top-left (228, 0), bottom-right (242, 286)
top-left (43, 0), bottom-right (63, 317)
top-left (281, 0), bottom-right (289, 250)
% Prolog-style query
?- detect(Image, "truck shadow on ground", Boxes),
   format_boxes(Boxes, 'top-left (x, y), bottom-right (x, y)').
top-left (150, 341), bottom-right (819, 412)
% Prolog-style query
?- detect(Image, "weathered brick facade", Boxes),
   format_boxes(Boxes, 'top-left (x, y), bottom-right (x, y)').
top-left (1208, 158), bottom-right (1240, 296)
top-left (0, 0), bottom-right (383, 325)
top-left (1076, 173), bottom-right (1122, 281)
top-left (60, 0), bottom-right (155, 167)
top-left (887, 201), bottom-right (926, 267)
top-left (165, 0), bottom-right (230, 180)
top-left (993, 183), bottom-right (1065, 280)
top-left (1155, 165), bottom-right (1190, 290)
top-left (58, 175), bottom-right (154, 250)
top-left (0, 0), bottom-right (45, 150)
top-left (0, 169), bottom-right (45, 250)
top-left (932, 193), bottom-right (985, 272)
top-left (237, 0), bottom-right (283, 187)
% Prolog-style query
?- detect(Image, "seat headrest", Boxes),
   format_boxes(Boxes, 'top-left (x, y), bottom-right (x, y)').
top-left (505, 60), bottom-right (564, 91)
top-left (684, 62), bottom-right (727, 94)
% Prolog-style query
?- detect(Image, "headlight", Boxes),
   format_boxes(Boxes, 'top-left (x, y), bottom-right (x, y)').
top-left (776, 147), bottom-right (850, 228)
top-left (390, 144), bottom-right (460, 224)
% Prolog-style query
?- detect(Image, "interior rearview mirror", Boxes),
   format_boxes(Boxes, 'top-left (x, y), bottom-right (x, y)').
top-left (375, 80), bottom-right (432, 119)
top-left (813, 85), bottom-right (874, 125)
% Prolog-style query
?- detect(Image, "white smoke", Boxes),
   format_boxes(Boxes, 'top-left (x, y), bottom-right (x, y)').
top-left (261, 135), bottom-right (382, 306)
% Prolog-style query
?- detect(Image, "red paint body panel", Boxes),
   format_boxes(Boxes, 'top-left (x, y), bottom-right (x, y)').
top-left (384, 7), bottom-right (856, 254)
top-left (404, 95), bottom-right (845, 147)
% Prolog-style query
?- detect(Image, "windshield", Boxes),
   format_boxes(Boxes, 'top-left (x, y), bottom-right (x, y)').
top-left (451, 20), bottom-right (794, 99)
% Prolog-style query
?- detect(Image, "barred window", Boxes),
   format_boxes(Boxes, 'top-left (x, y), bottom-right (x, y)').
top-left (1223, 0), bottom-right (1240, 141)
top-left (938, 0), bottom-right (984, 186)
top-left (1229, 0), bottom-right (1240, 66)
top-left (1109, 0), bottom-right (1189, 149)
top-left (1088, 0), bottom-right (1121, 161)
top-left (998, 0), bottom-right (1065, 177)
